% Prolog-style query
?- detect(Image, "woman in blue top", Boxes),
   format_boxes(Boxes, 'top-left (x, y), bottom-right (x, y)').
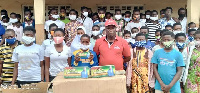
top-left (71, 34), bottom-right (98, 67)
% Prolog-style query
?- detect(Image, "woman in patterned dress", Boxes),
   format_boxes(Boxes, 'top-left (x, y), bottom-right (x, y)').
top-left (185, 31), bottom-right (200, 93)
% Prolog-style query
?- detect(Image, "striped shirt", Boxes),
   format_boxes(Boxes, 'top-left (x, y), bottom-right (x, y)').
top-left (146, 23), bottom-right (161, 42)
top-left (0, 44), bottom-right (18, 84)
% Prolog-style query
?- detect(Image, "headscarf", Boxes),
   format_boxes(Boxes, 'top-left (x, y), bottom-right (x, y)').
top-left (70, 26), bottom-right (93, 54)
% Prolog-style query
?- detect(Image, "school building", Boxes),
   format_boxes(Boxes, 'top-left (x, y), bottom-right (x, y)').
top-left (0, 0), bottom-right (199, 44)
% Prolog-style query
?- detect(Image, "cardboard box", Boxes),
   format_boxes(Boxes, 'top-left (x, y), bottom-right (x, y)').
top-left (1, 82), bottom-right (50, 93)
top-left (52, 72), bottom-right (126, 93)
top-left (90, 65), bottom-right (115, 78)
top-left (64, 67), bottom-right (90, 78)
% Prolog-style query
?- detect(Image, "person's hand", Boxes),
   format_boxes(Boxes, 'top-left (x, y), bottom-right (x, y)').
top-left (75, 54), bottom-right (80, 63)
top-left (163, 85), bottom-right (172, 93)
top-left (172, 17), bottom-right (180, 23)
top-left (127, 86), bottom-right (131, 93)
top-left (133, 48), bottom-right (136, 58)
top-left (160, 83), bottom-right (166, 91)
top-left (89, 53), bottom-right (94, 62)
top-left (0, 79), bottom-right (2, 85)
top-left (144, 49), bottom-right (149, 59)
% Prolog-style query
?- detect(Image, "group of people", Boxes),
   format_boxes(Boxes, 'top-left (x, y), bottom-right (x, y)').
top-left (0, 6), bottom-right (199, 93)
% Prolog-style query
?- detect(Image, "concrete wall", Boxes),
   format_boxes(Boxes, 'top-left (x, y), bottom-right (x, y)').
top-left (0, 0), bottom-right (186, 18)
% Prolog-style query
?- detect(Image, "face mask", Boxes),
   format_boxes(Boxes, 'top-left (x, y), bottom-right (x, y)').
top-left (99, 14), bottom-right (105, 19)
top-left (5, 38), bottom-right (16, 45)
top-left (9, 18), bottom-right (18, 23)
top-left (2, 23), bottom-right (9, 26)
top-left (155, 36), bottom-right (161, 41)
top-left (53, 37), bottom-right (64, 44)
top-left (140, 19), bottom-right (146, 23)
top-left (25, 16), bottom-right (31, 20)
top-left (124, 17), bottom-right (131, 22)
top-left (102, 34), bottom-right (106, 37)
top-left (194, 40), bottom-right (200, 47)
top-left (163, 41), bottom-right (174, 48)
top-left (77, 35), bottom-right (82, 41)
top-left (145, 34), bottom-right (149, 39)
top-left (22, 36), bottom-right (35, 45)
top-left (83, 12), bottom-right (88, 17)
top-left (92, 31), bottom-right (100, 36)
top-left (188, 36), bottom-right (194, 42)
top-left (125, 38), bottom-right (132, 43)
top-left (115, 15), bottom-right (122, 20)
top-left (60, 13), bottom-right (66, 17)
top-left (189, 27), bottom-right (198, 30)
top-left (69, 14), bottom-right (77, 20)
top-left (146, 15), bottom-right (150, 19)
top-left (1, 15), bottom-right (5, 19)
top-left (133, 15), bottom-right (140, 20)
top-left (51, 14), bottom-right (59, 19)
top-left (134, 40), bottom-right (147, 47)
top-left (131, 33), bottom-right (137, 38)
top-left (150, 16), bottom-right (158, 21)
top-left (179, 14), bottom-right (185, 17)
top-left (176, 42), bottom-right (185, 49)
top-left (173, 31), bottom-right (183, 35)
top-left (80, 44), bottom-right (90, 50)
top-left (50, 31), bottom-right (54, 36)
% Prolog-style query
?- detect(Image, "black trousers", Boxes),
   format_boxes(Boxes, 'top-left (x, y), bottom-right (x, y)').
top-left (17, 80), bottom-right (41, 88)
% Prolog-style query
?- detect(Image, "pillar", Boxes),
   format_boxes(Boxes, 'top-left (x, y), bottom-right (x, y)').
top-left (34, 0), bottom-right (45, 45)
top-left (187, 0), bottom-right (200, 27)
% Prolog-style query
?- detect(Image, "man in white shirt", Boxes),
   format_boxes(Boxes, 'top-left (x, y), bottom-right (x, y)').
top-left (77, 6), bottom-right (93, 36)
top-left (178, 8), bottom-right (187, 33)
top-left (125, 9), bottom-right (145, 31)
top-left (44, 8), bottom-right (65, 39)
top-left (159, 7), bottom-right (176, 30)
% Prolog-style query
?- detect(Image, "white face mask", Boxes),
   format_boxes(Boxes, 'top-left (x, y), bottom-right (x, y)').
top-left (1, 15), bottom-right (5, 19)
top-left (9, 18), bottom-right (18, 23)
top-left (146, 15), bottom-right (150, 19)
top-left (69, 14), bottom-right (77, 20)
top-left (22, 36), bottom-right (35, 45)
top-left (125, 38), bottom-right (132, 43)
top-left (115, 15), bottom-right (122, 20)
top-left (140, 19), bottom-right (146, 23)
top-left (92, 31), bottom-right (100, 36)
top-left (173, 30), bottom-right (183, 35)
top-left (131, 33), bottom-right (137, 38)
top-left (80, 44), bottom-right (90, 50)
top-left (2, 23), bottom-right (9, 26)
top-left (83, 12), bottom-right (88, 17)
top-left (189, 27), bottom-right (198, 30)
top-left (51, 14), bottom-right (59, 19)
top-left (150, 15), bottom-right (158, 21)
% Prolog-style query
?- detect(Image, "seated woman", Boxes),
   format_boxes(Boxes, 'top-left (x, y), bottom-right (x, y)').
top-left (71, 34), bottom-right (98, 68)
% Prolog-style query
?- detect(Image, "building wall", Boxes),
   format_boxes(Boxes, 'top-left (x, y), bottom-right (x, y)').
top-left (0, 0), bottom-right (186, 18)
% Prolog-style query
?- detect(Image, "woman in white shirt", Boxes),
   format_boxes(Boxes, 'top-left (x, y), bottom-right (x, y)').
top-left (45, 28), bottom-right (71, 82)
top-left (11, 26), bottom-right (44, 86)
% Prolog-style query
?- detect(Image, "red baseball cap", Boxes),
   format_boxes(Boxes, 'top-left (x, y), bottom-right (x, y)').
top-left (105, 19), bottom-right (118, 27)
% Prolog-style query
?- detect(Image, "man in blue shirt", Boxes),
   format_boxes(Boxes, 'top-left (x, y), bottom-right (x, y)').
top-left (151, 31), bottom-right (185, 93)
top-left (0, 23), bottom-right (5, 45)
top-left (140, 26), bottom-right (155, 50)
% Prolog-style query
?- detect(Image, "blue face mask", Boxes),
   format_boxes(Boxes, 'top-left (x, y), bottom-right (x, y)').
top-left (124, 18), bottom-right (131, 22)
top-left (134, 40), bottom-right (147, 47)
top-left (6, 38), bottom-right (16, 45)
top-left (188, 36), bottom-right (194, 42)
top-left (176, 42), bottom-right (185, 49)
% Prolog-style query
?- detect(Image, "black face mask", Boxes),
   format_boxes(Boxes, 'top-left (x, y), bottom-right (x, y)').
top-left (179, 14), bottom-right (185, 17)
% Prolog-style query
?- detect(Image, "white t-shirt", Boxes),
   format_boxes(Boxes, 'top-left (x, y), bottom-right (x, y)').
top-left (125, 22), bottom-right (145, 31)
top-left (77, 17), bottom-right (93, 36)
top-left (12, 44), bottom-right (44, 81)
top-left (45, 45), bottom-right (71, 76)
top-left (44, 20), bottom-right (65, 31)
top-left (41, 39), bottom-right (66, 50)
